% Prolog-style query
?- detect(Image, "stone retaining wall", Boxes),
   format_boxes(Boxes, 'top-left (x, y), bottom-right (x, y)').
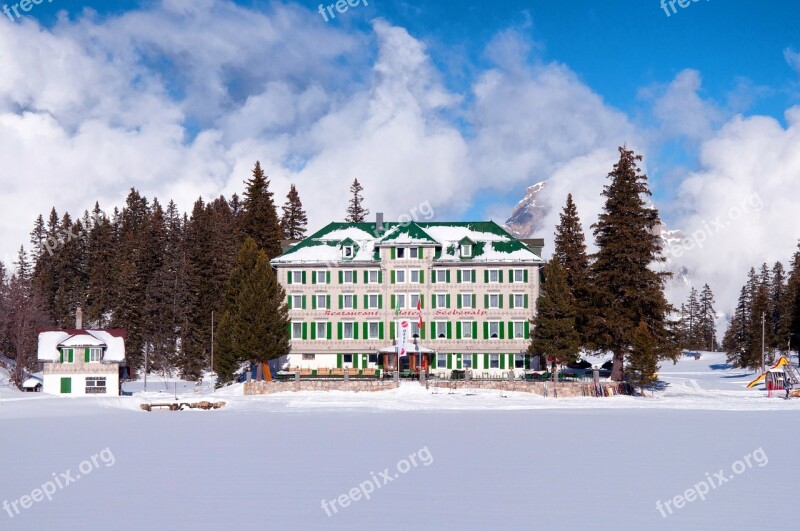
top-left (244, 380), bottom-right (399, 395)
top-left (428, 380), bottom-right (624, 397)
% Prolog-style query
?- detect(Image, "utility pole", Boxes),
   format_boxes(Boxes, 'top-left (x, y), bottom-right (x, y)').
top-left (761, 312), bottom-right (766, 374)
top-left (211, 310), bottom-right (215, 375)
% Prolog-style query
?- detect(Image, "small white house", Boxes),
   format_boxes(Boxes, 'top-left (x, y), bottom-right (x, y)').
top-left (21, 376), bottom-right (43, 392)
top-left (37, 309), bottom-right (126, 397)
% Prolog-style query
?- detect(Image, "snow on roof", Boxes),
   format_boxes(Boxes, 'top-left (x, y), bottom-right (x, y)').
top-left (38, 329), bottom-right (126, 363)
top-left (22, 377), bottom-right (42, 388)
top-left (318, 227), bottom-right (377, 242)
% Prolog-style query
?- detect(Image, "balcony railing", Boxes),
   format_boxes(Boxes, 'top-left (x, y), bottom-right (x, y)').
top-left (44, 363), bottom-right (117, 375)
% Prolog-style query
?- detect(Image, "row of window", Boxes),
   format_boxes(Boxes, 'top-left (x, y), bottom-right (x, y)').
top-left (290, 320), bottom-right (530, 341)
top-left (344, 245), bottom-right (473, 260)
top-left (288, 292), bottom-right (530, 310)
top-left (300, 353), bottom-right (529, 370)
top-left (59, 348), bottom-right (103, 363)
top-left (286, 268), bottom-right (530, 285)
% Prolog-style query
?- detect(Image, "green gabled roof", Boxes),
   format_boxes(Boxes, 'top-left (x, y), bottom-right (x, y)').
top-left (376, 222), bottom-right (438, 245)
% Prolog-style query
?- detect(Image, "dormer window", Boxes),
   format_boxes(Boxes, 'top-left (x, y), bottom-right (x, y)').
top-left (88, 348), bottom-right (103, 362)
top-left (461, 244), bottom-right (472, 257)
top-left (343, 246), bottom-right (353, 258)
top-left (340, 238), bottom-right (358, 260)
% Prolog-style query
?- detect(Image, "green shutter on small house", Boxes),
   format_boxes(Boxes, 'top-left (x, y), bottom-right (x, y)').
top-left (379, 322), bottom-right (385, 340)
top-left (456, 354), bottom-right (462, 370)
top-left (85, 348), bottom-right (90, 363)
top-left (68, 349), bottom-right (73, 363)
top-left (60, 377), bottom-right (71, 394)
top-left (337, 353), bottom-right (343, 368)
top-left (472, 296), bottom-right (477, 309)
top-left (337, 322), bottom-right (343, 340)
top-left (509, 269), bottom-right (514, 283)
top-left (59, 350), bottom-right (63, 363)
top-left (509, 354), bottom-right (515, 368)
top-left (327, 322), bottom-right (332, 340)
top-left (447, 354), bottom-right (452, 369)
top-left (456, 322), bottom-right (462, 339)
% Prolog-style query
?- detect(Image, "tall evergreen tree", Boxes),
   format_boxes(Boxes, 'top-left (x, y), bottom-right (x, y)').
top-left (529, 259), bottom-right (581, 368)
top-left (345, 178), bottom-right (369, 222)
top-left (241, 161), bottom-right (283, 259)
top-left (214, 238), bottom-right (290, 382)
top-left (698, 284), bottom-right (717, 351)
top-left (280, 184), bottom-right (308, 240)
top-left (771, 261), bottom-right (789, 352)
top-left (686, 287), bottom-right (701, 349)
top-left (553, 194), bottom-right (591, 344)
top-left (588, 147), bottom-right (679, 381)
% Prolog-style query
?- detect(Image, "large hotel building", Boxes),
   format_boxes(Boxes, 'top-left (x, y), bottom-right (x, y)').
top-left (271, 216), bottom-right (544, 376)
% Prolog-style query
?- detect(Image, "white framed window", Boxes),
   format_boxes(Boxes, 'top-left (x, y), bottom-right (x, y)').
top-left (315, 270), bottom-right (328, 284)
top-left (303, 354), bottom-right (316, 360)
top-left (397, 247), bottom-right (405, 259)
top-left (343, 354), bottom-right (353, 364)
top-left (435, 270), bottom-right (447, 283)
top-left (291, 294), bottom-right (303, 309)
top-left (435, 321), bottom-right (448, 339)
top-left (315, 322), bottom-right (327, 340)
top-left (463, 354), bottom-right (472, 368)
top-left (461, 244), bottom-right (472, 257)
top-left (291, 322), bottom-right (303, 339)
top-left (290, 270), bottom-right (304, 284)
top-left (437, 353), bottom-right (447, 368)
top-left (488, 322), bottom-right (500, 339)
top-left (342, 322), bottom-right (355, 340)
top-left (461, 293), bottom-right (474, 309)
top-left (395, 269), bottom-right (406, 283)
top-left (461, 269), bottom-right (474, 283)
top-left (436, 293), bottom-right (447, 308)
top-left (488, 293), bottom-right (500, 309)
top-left (368, 270), bottom-right (380, 284)
top-left (410, 293), bottom-right (420, 309)
top-left (367, 293), bottom-right (380, 309)
top-left (410, 270), bottom-right (421, 283)
top-left (342, 294), bottom-right (355, 309)
top-left (489, 354), bottom-right (500, 368)
top-left (513, 321), bottom-right (526, 339)
top-left (410, 247), bottom-right (419, 259)
top-left (514, 354), bottom-right (525, 369)
top-left (513, 269), bottom-right (525, 283)
top-left (461, 321), bottom-right (474, 339)
top-left (368, 321), bottom-right (380, 339)
top-left (60, 349), bottom-right (73, 364)
top-left (513, 293), bottom-right (525, 308)
top-left (342, 270), bottom-right (355, 284)
top-left (343, 246), bottom-right (354, 258)
top-left (395, 293), bottom-right (407, 310)
top-left (316, 294), bottom-right (327, 309)
top-left (85, 377), bottom-right (106, 394)
top-left (411, 321), bottom-right (421, 338)
top-left (488, 269), bottom-right (499, 283)
top-left (88, 348), bottom-right (103, 362)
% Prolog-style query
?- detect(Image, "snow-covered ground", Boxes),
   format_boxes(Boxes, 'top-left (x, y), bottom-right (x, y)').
top-left (1, 353), bottom-right (798, 530)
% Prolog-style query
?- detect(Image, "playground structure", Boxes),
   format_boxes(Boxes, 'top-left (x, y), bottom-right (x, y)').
top-left (747, 356), bottom-right (800, 397)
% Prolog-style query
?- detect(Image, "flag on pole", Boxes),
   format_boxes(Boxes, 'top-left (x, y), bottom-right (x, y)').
top-left (397, 319), bottom-right (410, 357)
top-left (417, 299), bottom-right (423, 330)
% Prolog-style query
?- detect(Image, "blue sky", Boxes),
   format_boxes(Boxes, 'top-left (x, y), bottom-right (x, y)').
top-left (2, 0), bottom-right (800, 310)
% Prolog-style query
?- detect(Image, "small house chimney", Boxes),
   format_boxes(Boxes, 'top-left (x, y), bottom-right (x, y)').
top-left (376, 212), bottom-right (384, 233)
top-left (75, 306), bottom-right (83, 330)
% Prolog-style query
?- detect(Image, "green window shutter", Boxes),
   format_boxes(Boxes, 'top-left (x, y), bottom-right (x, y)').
top-left (508, 322), bottom-right (513, 339)
top-left (363, 322), bottom-right (368, 339)
top-left (337, 353), bottom-right (343, 368)
top-left (85, 348), bottom-right (90, 363)
top-left (472, 296), bottom-right (477, 309)
top-left (472, 354), bottom-right (477, 367)
top-left (312, 296), bottom-right (317, 310)
top-left (288, 296), bottom-right (293, 310)
top-left (327, 271), bottom-right (331, 284)
top-left (509, 354), bottom-right (515, 368)
top-left (500, 354), bottom-right (506, 370)
top-left (430, 322), bottom-right (435, 339)
top-left (524, 269), bottom-right (529, 283)
top-left (68, 349), bottom-right (73, 363)
top-left (338, 295), bottom-right (343, 309)
top-left (420, 270), bottom-right (425, 284)
top-left (446, 270), bottom-right (451, 283)
top-left (338, 271), bottom-right (343, 284)
top-left (509, 269), bottom-right (514, 283)
top-left (446, 294), bottom-right (451, 308)
top-left (391, 270), bottom-right (396, 284)
top-left (327, 323), bottom-right (332, 340)
top-left (499, 323), bottom-right (505, 340)
top-left (288, 271), bottom-right (293, 284)
top-left (327, 295), bottom-right (332, 309)
top-left (499, 295), bottom-right (503, 309)
top-left (499, 270), bottom-right (504, 283)
top-left (456, 322), bottom-right (462, 339)
top-left (302, 296), bottom-right (307, 310)
top-left (312, 271), bottom-right (317, 284)
top-left (353, 296), bottom-right (358, 309)
top-left (447, 321), bottom-right (452, 339)
top-left (60, 377), bottom-right (71, 394)
top-left (287, 323), bottom-right (291, 336)
top-left (432, 272), bottom-right (437, 284)
top-left (378, 295), bottom-right (383, 309)
top-left (484, 270), bottom-right (489, 283)
top-left (378, 271), bottom-right (383, 283)
top-left (364, 271), bottom-right (368, 283)
top-left (432, 295), bottom-right (437, 309)
top-left (457, 294), bottom-right (462, 309)
top-left (352, 270), bottom-right (357, 283)
top-left (472, 322), bottom-right (478, 338)
top-left (59, 350), bottom-right (63, 363)
top-left (484, 294), bottom-right (489, 309)
top-left (354, 322), bottom-right (359, 340)
top-left (525, 294), bottom-right (529, 308)
top-left (364, 294), bottom-right (368, 309)
top-left (483, 322), bottom-right (489, 340)
top-left (311, 323), bottom-right (316, 340)
top-left (391, 294), bottom-right (396, 310)
top-left (435, 247), bottom-right (442, 259)
top-left (525, 355), bottom-right (531, 370)
top-left (391, 247), bottom-right (396, 259)
top-left (379, 322), bottom-right (385, 340)
top-left (302, 271), bottom-right (307, 284)
top-left (524, 321), bottom-right (530, 339)
top-left (337, 322), bottom-right (343, 340)
top-left (390, 321), bottom-right (395, 338)
top-left (483, 354), bottom-right (489, 370)
top-left (420, 324), bottom-right (426, 340)
top-left (509, 295), bottom-right (515, 309)
top-left (302, 322), bottom-right (308, 340)
top-left (447, 354), bottom-right (452, 370)
top-left (457, 270), bottom-right (462, 283)
top-left (354, 355), bottom-right (359, 369)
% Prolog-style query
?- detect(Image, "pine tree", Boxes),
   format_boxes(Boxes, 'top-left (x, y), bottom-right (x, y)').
top-left (553, 194), bottom-right (591, 345)
top-left (629, 320), bottom-right (660, 392)
top-left (214, 238), bottom-right (290, 382)
top-left (686, 287), bottom-right (701, 349)
top-left (345, 178), bottom-right (369, 222)
top-left (723, 286), bottom-right (751, 367)
top-left (588, 147), bottom-right (679, 381)
top-left (280, 184), bottom-right (308, 240)
top-left (529, 260), bottom-right (581, 367)
top-left (241, 161), bottom-right (283, 259)
top-left (771, 261), bottom-right (789, 352)
top-left (698, 284), bottom-right (717, 351)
